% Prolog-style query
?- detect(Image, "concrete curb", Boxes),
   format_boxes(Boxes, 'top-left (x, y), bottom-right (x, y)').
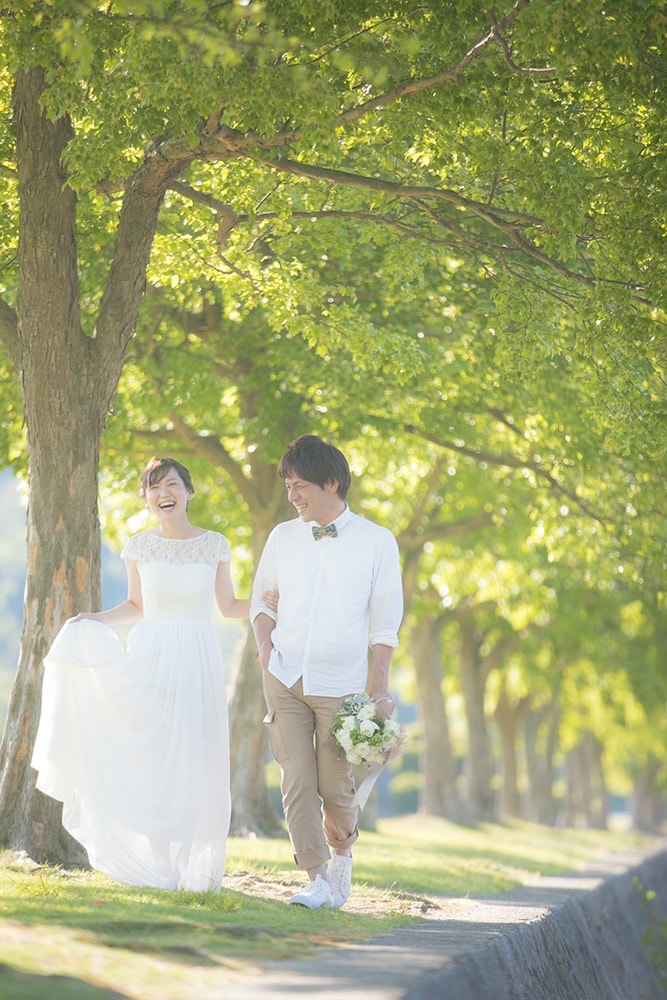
top-left (407, 847), bottom-right (667, 1000)
top-left (228, 844), bottom-right (667, 999)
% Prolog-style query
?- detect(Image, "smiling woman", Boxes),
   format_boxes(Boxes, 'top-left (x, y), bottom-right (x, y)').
top-left (30, 456), bottom-right (252, 892)
top-left (142, 457), bottom-right (195, 521)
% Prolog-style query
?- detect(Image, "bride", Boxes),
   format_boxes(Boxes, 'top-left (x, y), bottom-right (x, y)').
top-left (32, 456), bottom-right (274, 892)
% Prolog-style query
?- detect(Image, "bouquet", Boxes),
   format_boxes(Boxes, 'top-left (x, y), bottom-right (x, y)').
top-left (331, 693), bottom-right (406, 767)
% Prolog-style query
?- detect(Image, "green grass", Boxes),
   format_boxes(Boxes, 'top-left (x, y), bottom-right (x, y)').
top-left (0, 816), bottom-right (659, 999)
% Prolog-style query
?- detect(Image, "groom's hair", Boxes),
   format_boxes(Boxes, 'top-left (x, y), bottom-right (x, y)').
top-left (278, 435), bottom-right (351, 501)
top-left (140, 456), bottom-right (195, 498)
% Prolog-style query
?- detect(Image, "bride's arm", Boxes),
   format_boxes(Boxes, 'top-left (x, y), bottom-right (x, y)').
top-left (70, 559), bottom-right (144, 625)
top-left (214, 560), bottom-right (250, 619)
top-left (215, 561), bottom-right (278, 620)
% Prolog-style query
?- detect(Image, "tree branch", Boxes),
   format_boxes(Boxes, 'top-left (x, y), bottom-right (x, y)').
top-left (94, 136), bottom-right (196, 377)
top-left (337, 0), bottom-right (540, 125)
top-left (195, 2), bottom-right (540, 153)
top-left (244, 153), bottom-right (599, 286)
top-left (166, 180), bottom-right (515, 263)
top-left (403, 423), bottom-right (604, 523)
top-left (167, 410), bottom-right (267, 511)
top-left (249, 154), bottom-right (540, 225)
top-left (398, 510), bottom-right (495, 550)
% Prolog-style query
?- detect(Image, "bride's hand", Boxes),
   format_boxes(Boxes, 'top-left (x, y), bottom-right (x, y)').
top-left (69, 612), bottom-right (101, 623)
top-left (263, 590), bottom-right (279, 613)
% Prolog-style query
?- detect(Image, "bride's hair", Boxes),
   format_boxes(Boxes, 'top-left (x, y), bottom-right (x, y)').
top-left (139, 457), bottom-right (195, 498)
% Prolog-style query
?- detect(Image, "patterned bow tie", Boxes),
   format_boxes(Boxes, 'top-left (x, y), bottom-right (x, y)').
top-left (312, 523), bottom-right (337, 541)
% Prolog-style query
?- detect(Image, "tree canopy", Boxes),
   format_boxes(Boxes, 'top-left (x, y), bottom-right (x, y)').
top-left (0, 0), bottom-right (665, 853)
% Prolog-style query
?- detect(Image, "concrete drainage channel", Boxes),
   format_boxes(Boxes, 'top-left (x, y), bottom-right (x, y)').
top-left (229, 844), bottom-right (667, 1000)
top-left (407, 846), bottom-right (667, 1000)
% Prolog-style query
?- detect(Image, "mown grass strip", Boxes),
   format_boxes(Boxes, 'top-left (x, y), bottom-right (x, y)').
top-left (0, 816), bottom-right (658, 1000)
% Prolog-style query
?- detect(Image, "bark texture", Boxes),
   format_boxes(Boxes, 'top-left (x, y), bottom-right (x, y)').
top-left (0, 66), bottom-right (188, 860)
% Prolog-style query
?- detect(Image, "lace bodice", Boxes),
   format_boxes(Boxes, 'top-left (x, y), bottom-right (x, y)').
top-left (121, 530), bottom-right (231, 567)
top-left (120, 530), bottom-right (232, 622)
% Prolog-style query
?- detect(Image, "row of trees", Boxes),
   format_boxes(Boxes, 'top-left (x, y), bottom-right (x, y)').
top-left (100, 284), bottom-right (666, 834)
top-left (0, 0), bottom-right (665, 860)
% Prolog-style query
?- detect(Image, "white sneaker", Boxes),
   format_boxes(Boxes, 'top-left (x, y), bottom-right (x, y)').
top-left (327, 853), bottom-right (353, 908)
top-left (289, 874), bottom-right (334, 909)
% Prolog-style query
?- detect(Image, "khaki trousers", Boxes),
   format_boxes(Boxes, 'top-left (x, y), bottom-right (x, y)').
top-left (262, 671), bottom-right (359, 870)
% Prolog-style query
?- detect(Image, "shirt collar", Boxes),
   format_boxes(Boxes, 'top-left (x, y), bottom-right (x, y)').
top-left (301, 504), bottom-right (352, 534)
top-left (332, 505), bottom-right (352, 531)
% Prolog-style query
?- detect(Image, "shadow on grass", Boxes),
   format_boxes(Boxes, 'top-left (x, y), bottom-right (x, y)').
top-left (0, 962), bottom-right (131, 999)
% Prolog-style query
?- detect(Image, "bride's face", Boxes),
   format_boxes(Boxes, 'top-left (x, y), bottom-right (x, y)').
top-left (144, 468), bottom-right (193, 520)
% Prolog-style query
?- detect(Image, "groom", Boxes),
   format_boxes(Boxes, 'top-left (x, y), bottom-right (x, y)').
top-left (250, 435), bottom-right (403, 909)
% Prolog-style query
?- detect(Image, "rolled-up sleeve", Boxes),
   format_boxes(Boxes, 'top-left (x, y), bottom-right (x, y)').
top-left (369, 532), bottom-right (403, 648)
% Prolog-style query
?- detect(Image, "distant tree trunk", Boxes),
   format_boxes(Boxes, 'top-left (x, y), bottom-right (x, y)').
top-left (494, 683), bottom-right (532, 820)
top-left (631, 759), bottom-right (664, 832)
top-left (0, 66), bottom-right (186, 860)
top-left (588, 734), bottom-right (609, 829)
top-left (524, 701), bottom-right (560, 824)
top-left (411, 616), bottom-right (464, 820)
top-left (154, 365), bottom-right (298, 838)
top-left (565, 732), bottom-right (608, 829)
top-left (228, 635), bottom-right (283, 835)
top-left (459, 619), bottom-right (495, 821)
top-left (227, 461), bottom-right (293, 837)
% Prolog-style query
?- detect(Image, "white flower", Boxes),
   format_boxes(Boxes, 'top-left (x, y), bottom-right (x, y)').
top-left (357, 703), bottom-right (376, 722)
top-left (359, 719), bottom-right (379, 737)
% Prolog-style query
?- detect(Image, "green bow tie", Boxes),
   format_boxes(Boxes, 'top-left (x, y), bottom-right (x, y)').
top-left (312, 523), bottom-right (337, 540)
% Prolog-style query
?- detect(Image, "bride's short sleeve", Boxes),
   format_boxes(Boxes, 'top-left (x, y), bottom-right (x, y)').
top-left (215, 533), bottom-right (232, 563)
top-left (120, 534), bottom-right (141, 561)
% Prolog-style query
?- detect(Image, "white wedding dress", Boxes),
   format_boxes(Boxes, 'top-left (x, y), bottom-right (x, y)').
top-left (31, 530), bottom-right (232, 892)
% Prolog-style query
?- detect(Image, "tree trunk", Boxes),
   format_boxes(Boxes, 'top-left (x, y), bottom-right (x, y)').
top-left (227, 475), bottom-right (292, 837)
top-left (631, 759), bottom-right (664, 833)
top-left (411, 617), bottom-right (464, 820)
top-left (0, 68), bottom-right (109, 860)
top-left (0, 412), bottom-right (104, 862)
top-left (524, 701), bottom-right (560, 824)
top-left (564, 732), bottom-right (608, 829)
top-left (459, 618), bottom-right (495, 821)
top-left (565, 741), bottom-right (588, 826)
top-left (587, 733), bottom-right (609, 830)
top-left (494, 685), bottom-right (520, 819)
top-left (153, 362), bottom-right (299, 838)
top-left (494, 684), bottom-right (532, 820)
top-left (0, 66), bottom-right (182, 859)
top-left (228, 634), bottom-right (284, 836)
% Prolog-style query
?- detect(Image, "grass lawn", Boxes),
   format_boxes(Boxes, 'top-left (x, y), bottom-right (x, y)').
top-left (0, 816), bottom-right (660, 999)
